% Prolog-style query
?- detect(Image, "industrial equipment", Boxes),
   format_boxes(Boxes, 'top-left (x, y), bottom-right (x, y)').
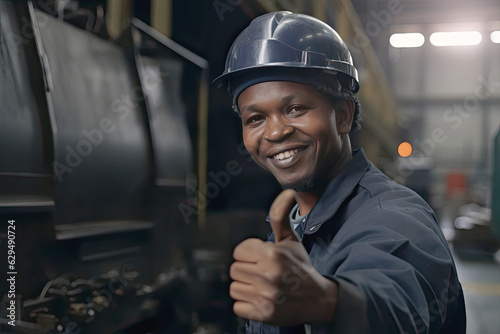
top-left (492, 127), bottom-right (500, 241)
top-left (0, 1), bottom-right (207, 332)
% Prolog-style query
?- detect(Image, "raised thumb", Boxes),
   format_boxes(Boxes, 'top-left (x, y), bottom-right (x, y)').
top-left (269, 189), bottom-right (300, 242)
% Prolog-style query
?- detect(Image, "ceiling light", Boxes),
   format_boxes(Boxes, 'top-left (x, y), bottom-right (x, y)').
top-left (491, 31), bottom-right (500, 44)
top-left (430, 31), bottom-right (482, 47)
top-left (390, 33), bottom-right (425, 48)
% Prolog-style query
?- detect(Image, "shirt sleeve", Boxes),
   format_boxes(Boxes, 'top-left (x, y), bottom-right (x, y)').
top-left (309, 277), bottom-right (369, 333)
top-left (308, 205), bottom-right (465, 334)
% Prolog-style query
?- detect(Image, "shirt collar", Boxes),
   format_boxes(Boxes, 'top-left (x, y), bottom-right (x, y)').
top-left (303, 148), bottom-right (369, 235)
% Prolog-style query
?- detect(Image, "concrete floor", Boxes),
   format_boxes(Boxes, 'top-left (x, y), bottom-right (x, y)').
top-left (453, 249), bottom-right (500, 334)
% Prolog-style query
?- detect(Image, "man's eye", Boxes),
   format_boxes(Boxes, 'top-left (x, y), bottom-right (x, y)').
top-left (287, 105), bottom-right (308, 115)
top-left (245, 115), bottom-right (265, 125)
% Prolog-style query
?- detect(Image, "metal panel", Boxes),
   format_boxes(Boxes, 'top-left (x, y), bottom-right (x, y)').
top-left (32, 9), bottom-right (153, 224)
top-left (138, 57), bottom-right (192, 185)
top-left (0, 0), bottom-right (54, 213)
top-left (0, 1), bottom-right (45, 173)
top-left (131, 19), bottom-right (209, 226)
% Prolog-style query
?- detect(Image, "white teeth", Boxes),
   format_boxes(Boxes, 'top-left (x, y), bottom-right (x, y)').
top-left (273, 149), bottom-right (301, 160)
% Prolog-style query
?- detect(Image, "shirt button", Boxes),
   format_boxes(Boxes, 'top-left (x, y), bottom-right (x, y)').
top-left (309, 226), bottom-right (317, 231)
top-left (302, 218), bottom-right (306, 223)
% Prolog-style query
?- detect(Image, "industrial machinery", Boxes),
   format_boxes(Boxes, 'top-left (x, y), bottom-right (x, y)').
top-left (492, 127), bottom-right (500, 242)
top-left (0, 1), bottom-right (207, 332)
top-left (451, 127), bottom-right (500, 261)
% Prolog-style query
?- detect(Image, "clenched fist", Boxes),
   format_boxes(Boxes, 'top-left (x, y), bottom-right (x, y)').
top-left (229, 189), bottom-right (338, 326)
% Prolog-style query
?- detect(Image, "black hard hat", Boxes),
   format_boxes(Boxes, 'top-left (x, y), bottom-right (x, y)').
top-left (214, 11), bottom-right (360, 103)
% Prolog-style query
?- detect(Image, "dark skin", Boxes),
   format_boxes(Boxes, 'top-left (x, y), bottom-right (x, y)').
top-left (229, 81), bottom-right (355, 325)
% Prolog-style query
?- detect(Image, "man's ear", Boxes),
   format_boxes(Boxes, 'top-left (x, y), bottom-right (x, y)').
top-left (336, 99), bottom-right (355, 134)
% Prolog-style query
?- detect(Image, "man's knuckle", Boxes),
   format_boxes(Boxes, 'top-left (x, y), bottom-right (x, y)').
top-left (256, 299), bottom-right (275, 318)
top-left (229, 262), bottom-right (238, 278)
top-left (262, 267), bottom-right (280, 283)
top-left (229, 281), bottom-right (239, 296)
top-left (260, 287), bottom-right (281, 301)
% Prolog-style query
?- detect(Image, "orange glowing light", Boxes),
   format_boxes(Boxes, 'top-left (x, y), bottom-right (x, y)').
top-left (398, 142), bottom-right (412, 157)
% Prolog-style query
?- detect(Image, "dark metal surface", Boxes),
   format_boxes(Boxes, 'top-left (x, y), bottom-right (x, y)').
top-left (127, 19), bottom-right (205, 281)
top-left (33, 9), bottom-right (153, 224)
top-left (54, 220), bottom-right (155, 240)
top-left (0, 0), bottom-right (53, 205)
top-left (132, 18), bottom-right (210, 227)
top-left (0, 2), bottom-right (206, 332)
top-left (0, 1), bottom-right (45, 173)
top-left (138, 57), bottom-right (192, 185)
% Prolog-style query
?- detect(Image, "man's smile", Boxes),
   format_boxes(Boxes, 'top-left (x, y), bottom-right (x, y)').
top-left (271, 148), bottom-right (305, 160)
top-left (267, 146), bottom-right (308, 169)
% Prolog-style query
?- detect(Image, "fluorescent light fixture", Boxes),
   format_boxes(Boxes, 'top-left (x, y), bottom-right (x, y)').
top-left (430, 31), bottom-right (482, 46)
top-left (390, 33), bottom-right (425, 48)
top-left (491, 31), bottom-right (500, 43)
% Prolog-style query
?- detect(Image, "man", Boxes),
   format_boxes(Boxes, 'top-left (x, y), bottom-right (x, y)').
top-left (214, 11), bottom-right (466, 333)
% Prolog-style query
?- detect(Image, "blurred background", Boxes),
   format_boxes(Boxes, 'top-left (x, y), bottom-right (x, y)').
top-left (0, 0), bottom-right (499, 333)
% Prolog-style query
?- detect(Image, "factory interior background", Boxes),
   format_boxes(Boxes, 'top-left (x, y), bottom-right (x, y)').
top-left (0, 0), bottom-right (499, 333)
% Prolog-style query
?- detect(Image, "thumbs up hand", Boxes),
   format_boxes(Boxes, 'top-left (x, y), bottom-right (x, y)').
top-left (229, 190), bottom-right (338, 326)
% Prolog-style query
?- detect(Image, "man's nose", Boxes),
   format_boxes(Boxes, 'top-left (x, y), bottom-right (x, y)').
top-left (264, 116), bottom-right (294, 142)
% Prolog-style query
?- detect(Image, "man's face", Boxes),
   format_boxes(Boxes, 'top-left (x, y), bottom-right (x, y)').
top-left (238, 81), bottom-right (351, 191)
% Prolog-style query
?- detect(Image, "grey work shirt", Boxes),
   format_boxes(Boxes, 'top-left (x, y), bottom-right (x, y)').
top-left (246, 149), bottom-right (466, 334)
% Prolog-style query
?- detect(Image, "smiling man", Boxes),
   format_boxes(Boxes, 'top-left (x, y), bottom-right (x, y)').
top-left (214, 11), bottom-right (466, 334)
top-left (238, 81), bottom-right (353, 214)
